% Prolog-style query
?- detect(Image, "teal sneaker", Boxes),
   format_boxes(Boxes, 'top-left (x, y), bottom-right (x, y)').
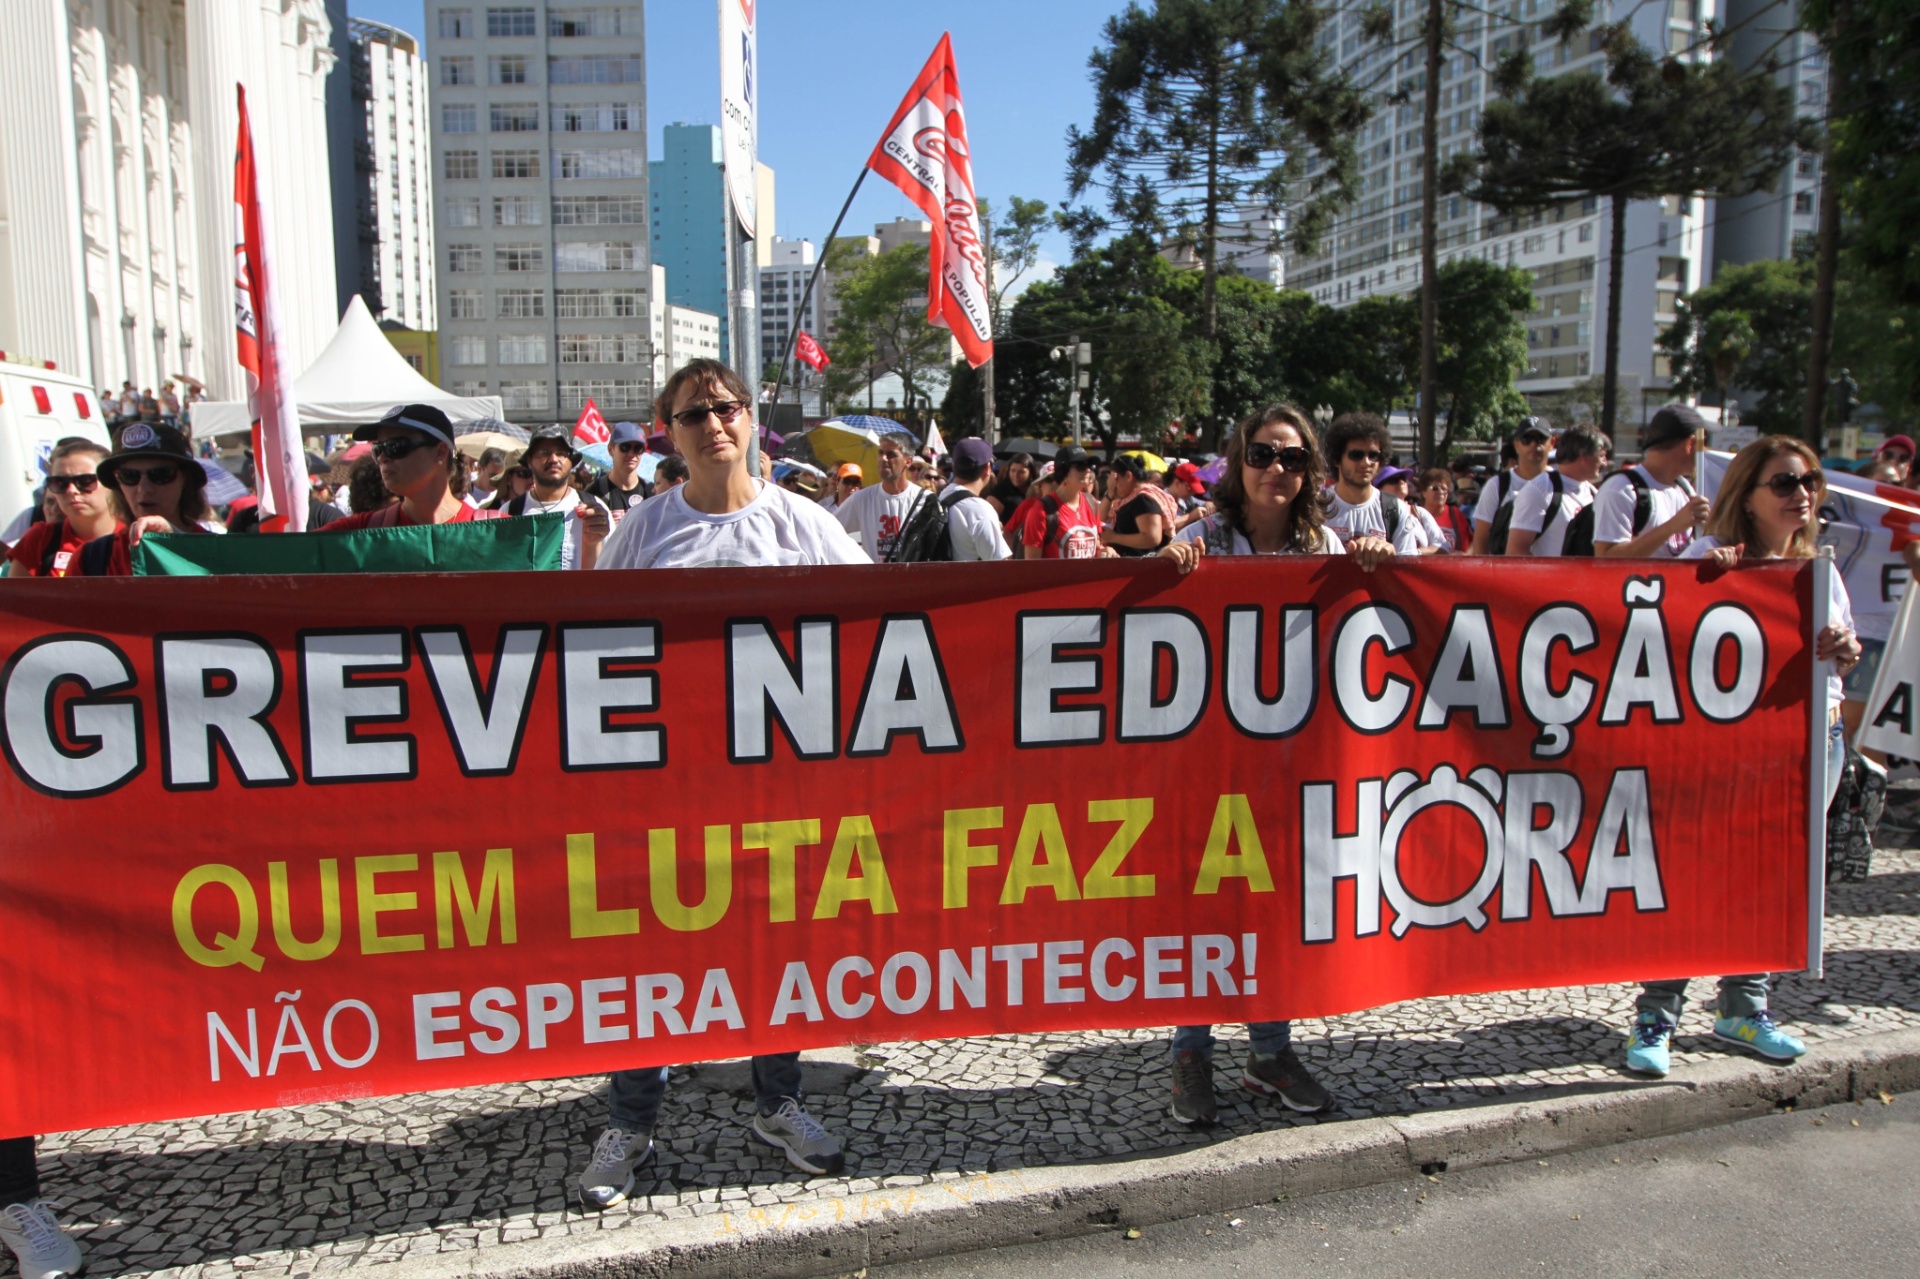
top-left (1711, 1010), bottom-right (1805, 1062)
top-left (1625, 1013), bottom-right (1673, 1076)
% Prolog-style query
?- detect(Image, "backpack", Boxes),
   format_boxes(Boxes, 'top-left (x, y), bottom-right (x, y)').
top-left (36, 520), bottom-right (67, 575)
top-left (1491, 471), bottom-right (1577, 556)
top-left (77, 532), bottom-right (117, 576)
top-left (888, 489), bottom-right (980, 563)
top-left (1560, 469), bottom-right (1695, 557)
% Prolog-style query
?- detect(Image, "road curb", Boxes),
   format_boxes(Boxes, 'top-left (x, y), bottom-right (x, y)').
top-left (394, 1027), bottom-right (1920, 1279)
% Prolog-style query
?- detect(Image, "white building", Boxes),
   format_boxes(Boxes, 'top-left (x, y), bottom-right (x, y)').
top-left (1712, 0), bottom-right (1824, 270)
top-left (1159, 205), bottom-right (1287, 287)
top-left (1286, 0), bottom-right (1723, 429)
top-left (758, 236), bottom-right (824, 374)
top-left (0, 0), bottom-right (342, 401)
top-left (348, 19), bottom-right (436, 331)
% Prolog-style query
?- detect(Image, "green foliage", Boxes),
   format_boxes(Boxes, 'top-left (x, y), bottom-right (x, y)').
top-left (1533, 375), bottom-right (1610, 430)
top-left (1420, 259), bottom-right (1534, 447)
top-left (821, 241), bottom-right (951, 415)
top-left (1289, 294), bottom-right (1418, 419)
top-left (981, 196), bottom-right (1052, 329)
top-left (939, 358), bottom-right (983, 436)
top-left (1657, 258), bottom-right (1813, 435)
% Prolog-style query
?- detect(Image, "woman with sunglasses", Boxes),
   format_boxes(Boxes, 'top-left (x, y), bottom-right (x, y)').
top-left (6, 440), bottom-right (120, 577)
top-left (72, 422), bottom-right (216, 576)
top-left (325, 405), bottom-right (474, 531)
top-left (483, 459), bottom-right (536, 511)
top-left (1152, 406), bottom-right (1390, 1127)
top-left (1624, 434), bottom-right (1859, 1078)
top-left (1416, 467), bottom-right (1472, 552)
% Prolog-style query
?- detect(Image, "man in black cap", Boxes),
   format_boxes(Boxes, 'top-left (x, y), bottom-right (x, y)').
top-left (1468, 417), bottom-right (1553, 554)
top-left (326, 404), bottom-right (474, 532)
top-left (497, 423), bottom-right (610, 569)
top-left (1591, 405), bottom-right (1711, 558)
top-left (939, 438), bottom-right (1012, 561)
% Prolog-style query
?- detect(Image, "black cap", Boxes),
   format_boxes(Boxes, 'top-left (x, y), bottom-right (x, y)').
top-left (354, 404), bottom-right (456, 449)
top-left (1514, 416), bottom-right (1551, 443)
top-left (1054, 445), bottom-right (1094, 470)
top-left (97, 421), bottom-right (205, 491)
top-left (1641, 404), bottom-right (1708, 451)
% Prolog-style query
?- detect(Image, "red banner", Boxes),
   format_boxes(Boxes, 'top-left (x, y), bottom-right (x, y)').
top-left (0, 558), bottom-right (1819, 1137)
top-left (232, 86), bottom-right (305, 533)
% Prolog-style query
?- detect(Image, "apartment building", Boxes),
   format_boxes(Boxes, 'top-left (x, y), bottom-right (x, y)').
top-left (343, 19), bottom-right (436, 330)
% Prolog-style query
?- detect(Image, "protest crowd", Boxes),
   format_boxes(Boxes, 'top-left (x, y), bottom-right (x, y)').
top-left (0, 355), bottom-right (1891, 1277)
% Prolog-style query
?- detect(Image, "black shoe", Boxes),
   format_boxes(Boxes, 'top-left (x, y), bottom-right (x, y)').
top-left (1170, 1048), bottom-right (1218, 1126)
top-left (1242, 1045), bottom-right (1333, 1113)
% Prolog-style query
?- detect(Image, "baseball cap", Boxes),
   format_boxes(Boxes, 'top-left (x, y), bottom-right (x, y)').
top-left (354, 404), bottom-right (456, 449)
top-left (1514, 417), bottom-right (1551, 443)
top-left (1054, 445), bottom-right (1094, 470)
top-left (836, 462), bottom-right (863, 481)
top-left (952, 438), bottom-right (994, 469)
top-left (1876, 434), bottom-right (1916, 459)
top-left (1373, 465), bottom-right (1414, 488)
top-left (1172, 461), bottom-right (1208, 495)
top-left (609, 420), bottom-right (645, 447)
top-left (1640, 404), bottom-right (1709, 451)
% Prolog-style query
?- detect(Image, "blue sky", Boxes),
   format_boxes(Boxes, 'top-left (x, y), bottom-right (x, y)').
top-left (347, 1), bottom-right (1129, 286)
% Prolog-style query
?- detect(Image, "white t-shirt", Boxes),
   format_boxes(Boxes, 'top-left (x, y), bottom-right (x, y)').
top-left (519, 487), bottom-right (585, 570)
top-left (596, 478), bottom-right (872, 570)
top-left (1592, 465), bottom-right (1695, 557)
top-left (938, 484), bottom-right (1011, 562)
top-left (1408, 503), bottom-right (1446, 550)
top-left (0, 505), bottom-right (35, 545)
top-left (1471, 468), bottom-right (1538, 528)
top-left (1508, 471), bottom-right (1596, 557)
top-left (1684, 535), bottom-right (1853, 706)
top-left (1174, 515), bottom-right (1346, 557)
top-left (835, 482), bottom-right (923, 562)
top-left (1322, 489), bottom-right (1423, 556)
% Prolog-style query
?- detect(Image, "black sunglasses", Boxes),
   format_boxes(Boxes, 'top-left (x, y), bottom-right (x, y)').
top-left (1758, 469), bottom-right (1823, 497)
top-left (1344, 449), bottom-right (1384, 464)
top-left (46, 474), bottom-right (101, 494)
top-left (509, 465), bottom-right (533, 480)
top-left (1247, 442), bottom-right (1312, 472)
top-left (114, 464), bottom-right (180, 487)
top-left (1518, 431), bottom-right (1551, 444)
top-left (614, 441), bottom-right (645, 454)
top-left (372, 436), bottom-right (437, 462)
top-left (671, 399), bottom-right (746, 429)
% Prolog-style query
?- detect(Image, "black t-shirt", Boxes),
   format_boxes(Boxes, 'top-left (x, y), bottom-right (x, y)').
top-left (585, 473), bottom-right (647, 514)
top-left (983, 477), bottom-right (1026, 515)
top-left (1110, 492), bottom-right (1166, 557)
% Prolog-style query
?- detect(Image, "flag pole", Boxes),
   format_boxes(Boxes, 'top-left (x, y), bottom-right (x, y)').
top-left (767, 168), bottom-right (868, 430)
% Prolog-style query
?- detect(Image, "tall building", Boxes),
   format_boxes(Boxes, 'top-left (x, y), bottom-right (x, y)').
top-left (427, 0), bottom-right (657, 422)
top-left (1712, 0), bottom-right (1824, 270)
top-left (648, 123), bottom-right (731, 362)
top-left (341, 18), bottom-right (436, 330)
top-left (1286, 0), bottom-right (1724, 430)
top-left (758, 237), bottom-right (824, 374)
top-left (0, 0), bottom-right (342, 400)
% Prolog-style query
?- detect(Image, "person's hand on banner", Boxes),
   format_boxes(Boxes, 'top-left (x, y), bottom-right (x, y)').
top-left (127, 515), bottom-right (173, 545)
top-left (1158, 538), bottom-right (1205, 575)
top-left (1818, 622), bottom-right (1862, 673)
top-left (1697, 542), bottom-right (1744, 572)
top-left (1346, 534), bottom-right (1394, 572)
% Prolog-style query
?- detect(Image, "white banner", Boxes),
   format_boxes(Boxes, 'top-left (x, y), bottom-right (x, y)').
top-left (1860, 584), bottom-right (1920, 756)
top-left (718, 0), bottom-right (757, 236)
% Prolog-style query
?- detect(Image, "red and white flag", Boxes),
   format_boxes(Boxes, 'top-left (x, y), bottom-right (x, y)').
top-left (794, 330), bottom-right (831, 371)
top-left (572, 397), bottom-right (610, 446)
top-left (232, 85), bottom-right (305, 531)
top-left (867, 34), bottom-right (993, 368)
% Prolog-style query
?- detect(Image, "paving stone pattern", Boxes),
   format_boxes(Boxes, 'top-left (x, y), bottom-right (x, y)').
top-left (34, 849), bottom-right (1920, 1279)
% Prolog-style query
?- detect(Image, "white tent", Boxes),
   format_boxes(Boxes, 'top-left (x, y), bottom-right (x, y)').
top-left (190, 296), bottom-right (505, 438)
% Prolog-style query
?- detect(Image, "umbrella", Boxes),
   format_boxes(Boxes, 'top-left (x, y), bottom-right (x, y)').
top-left (646, 431), bottom-right (677, 455)
top-left (198, 459), bottom-right (250, 505)
top-left (1118, 449), bottom-right (1169, 473)
top-left (995, 437), bottom-right (1058, 459)
top-left (788, 417), bottom-right (921, 481)
top-left (339, 441), bottom-right (371, 463)
top-left (305, 451), bottom-right (329, 475)
top-left (454, 418), bottom-right (532, 459)
top-left (581, 441), bottom-right (660, 481)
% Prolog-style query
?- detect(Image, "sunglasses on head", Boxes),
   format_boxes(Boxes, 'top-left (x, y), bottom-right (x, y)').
top-left (371, 435), bottom-right (436, 461)
top-left (1345, 448), bottom-right (1384, 464)
top-left (115, 464), bottom-right (179, 487)
top-left (614, 441), bottom-right (645, 455)
top-left (671, 399), bottom-right (746, 429)
top-left (1758, 469), bottom-right (1823, 497)
top-left (1247, 441), bottom-right (1312, 472)
top-left (46, 474), bottom-right (101, 494)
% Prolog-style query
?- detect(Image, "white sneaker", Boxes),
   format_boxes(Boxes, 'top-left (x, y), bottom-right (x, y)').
top-left (750, 1097), bottom-right (845, 1176)
top-left (576, 1127), bottom-right (652, 1210)
top-left (0, 1202), bottom-right (84, 1279)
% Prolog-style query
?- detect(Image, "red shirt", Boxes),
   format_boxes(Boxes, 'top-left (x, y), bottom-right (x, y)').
top-left (1022, 491), bottom-right (1102, 559)
top-left (326, 502), bottom-right (478, 532)
top-left (7, 520), bottom-right (121, 577)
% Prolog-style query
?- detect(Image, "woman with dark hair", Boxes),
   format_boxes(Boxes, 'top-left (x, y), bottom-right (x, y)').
top-left (1153, 405), bottom-right (1391, 1127)
top-left (1624, 433), bottom-right (1860, 1078)
top-left (74, 422), bottom-right (215, 576)
top-left (982, 451), bottom-right (1034, 519)
top-left (1417, 467), bottom-right (1472, 552)
top-left (482, 456), bottom-right (535, 511)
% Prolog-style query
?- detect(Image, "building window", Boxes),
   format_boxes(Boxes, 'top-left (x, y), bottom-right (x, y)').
top-left (447, 244), bottom-right (482, 273)
top-left (548, 55), bottom-right (642, 84)
top-left (556, 288), bottom-right (646, 318)
top-left (442, 103), bottom-right (477, 133)
top-left (1578, 222), bottom-right (1594, 242)
top-left (495, 244), bottom-right (545, 272)
top-left (489, 55), bottom-right (530, 85)
top-left (560, 379), bottom-right (647, 412)
top-left (445, 197), bottom-right (482, 227)
top-left (494, 196), bottom-right (543, 226)
top-left (1522, 234), bottom-right (1544, 254)
top-left (439, 9), bottom-right (472, 37)
top-left (559, 333), bottom-right (649, 364)
top-left (497, 288), bottom-right (546, 318)
top-left (485, 7), bottom-right (536, 37)
top-left (1794, 191), bottom-right (1815, 215)
top-left (447, 289), bottom-right (483, 319)
top-left (555, 148), bottom-right (645, 180)
top-left (556, 241), bottom-right (641, 272)
top-left (551, 102), bottom-right (640, 133)
top-left (449, 335), bottom-right (488, 365)
top-left (451, 380), bottom-right (487, 397)
top-left (498, 380), bottom-right (549, 411)
top-left (549, 7), bottom-right (639, 37)
top-left (444, 150), bottom-right (479, 180)
top-left (553, 196), bottom-right (645, 225)
top-left (441, 57), bottom-right (474, 86)
top-left (490, 103), bottom-right (540, 132)
top-left (493, 149), bottom-right (540, 179)
top-left (498, 334), bottom-right (548, 364)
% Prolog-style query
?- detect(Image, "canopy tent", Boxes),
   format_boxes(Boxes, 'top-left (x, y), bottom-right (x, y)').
top-left (190, 296), bottom-right (504, 439)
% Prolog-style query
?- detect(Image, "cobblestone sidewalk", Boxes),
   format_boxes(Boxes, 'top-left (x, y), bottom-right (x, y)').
top-left (35, 850), bottom-right (1919, 1279)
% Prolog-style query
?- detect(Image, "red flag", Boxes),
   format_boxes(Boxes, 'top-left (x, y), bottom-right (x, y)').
top-left (572, 397), bottom-right (610, 445)
top-left (794, 330), bottom-right (831, 371)
top-left (233, 85), bottom-right (305, 531)
top-left (866, 34), bottom-right (993, 368)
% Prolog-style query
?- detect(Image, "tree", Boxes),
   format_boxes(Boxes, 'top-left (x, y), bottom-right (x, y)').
top-left (1288, 294), bottom-right (1418, 420)
top-left (1447, 15), bottom-right (1809, 438)
top-left (1168, 271), bottom-right (1311, 438)
top-left (1064, 0), bottom-right (1369, 355)
top-left (1420, 258), bottom-right (1533, 451)
top-left (821, 241), bottom-right (951, 419)
top-left (1657, 258), bottom-right (1812, 435)
top-left (973, 196), bottom-right (1052, 437)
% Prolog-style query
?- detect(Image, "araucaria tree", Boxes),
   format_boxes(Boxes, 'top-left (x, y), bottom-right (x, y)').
top-left (1065, 0), bottom-right (1369, 353)
top-left (1447, 13), bottom-right (1808, 437)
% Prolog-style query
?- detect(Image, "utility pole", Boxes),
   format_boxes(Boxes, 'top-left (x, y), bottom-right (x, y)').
top-left (980, 206), bottom-right (997, 442)
top-left (1417, 0), bottom-right (1443, 467)
top-left (1804, 12), bottom-right (1844, 448)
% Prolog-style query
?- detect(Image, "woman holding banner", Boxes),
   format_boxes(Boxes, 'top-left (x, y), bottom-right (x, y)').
top-left (73, 422), bottom-right (215, 576)
top-left (583, 360), bottom-right (864, 1207)
top-left (1156, 405), bottom-right (1393, 1124)
top-left (1626, 435), bottom-right (1861, 1077)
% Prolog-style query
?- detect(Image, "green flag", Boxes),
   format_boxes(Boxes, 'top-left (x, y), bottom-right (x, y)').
top-left (133, 514), bottom-right (567, 576)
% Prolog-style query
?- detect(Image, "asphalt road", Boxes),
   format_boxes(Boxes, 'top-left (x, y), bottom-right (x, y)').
top-left (871, 1096), bottom-right (1920, 1279)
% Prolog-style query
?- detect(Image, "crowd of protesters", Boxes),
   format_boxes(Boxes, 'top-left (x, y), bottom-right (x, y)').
top-left (0, 357), bottom-right (1882, 1274)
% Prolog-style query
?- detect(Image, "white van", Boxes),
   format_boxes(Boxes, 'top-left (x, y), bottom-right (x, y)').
top-left (0, 356), bottom-right (112, 540)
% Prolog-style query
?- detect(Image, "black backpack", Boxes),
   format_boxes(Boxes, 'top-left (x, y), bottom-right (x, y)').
top-left (1485, 471), bottom-right (1561, 555)
top-left (888, 489), bottom-right (984, 563)
top-left (1561, 469), bottom-right (1694, 557)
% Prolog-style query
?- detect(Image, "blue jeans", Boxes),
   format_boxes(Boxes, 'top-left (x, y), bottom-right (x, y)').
top-left (1172, 1021), bottom-right (1291, 1061)
top-left (607, 1052), bottom-right (803, 1132)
